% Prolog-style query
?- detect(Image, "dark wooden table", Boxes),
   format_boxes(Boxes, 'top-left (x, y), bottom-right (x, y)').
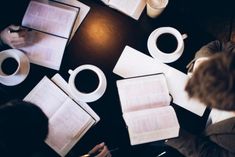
top-left (0, 0), bottom-right (223, 156)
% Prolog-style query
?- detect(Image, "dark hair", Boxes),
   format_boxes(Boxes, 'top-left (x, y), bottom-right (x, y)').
top-left (0, 100), bottom-right (48, 157)
top-left (185, 51), bottom-right (235, 111)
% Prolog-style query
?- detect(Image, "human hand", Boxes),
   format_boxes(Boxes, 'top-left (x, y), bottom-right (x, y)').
top-left (88, 142), bottom-right (112, 157)
top-left (0, 25), bottom-right (28, 48)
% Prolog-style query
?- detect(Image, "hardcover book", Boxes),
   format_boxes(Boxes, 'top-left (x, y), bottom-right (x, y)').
top-left (116, 73), bottom-right (179, 145)
top-left (24, 75), bottom-right (100, 156)
top-left (20, 0), bottom-right (79, 70)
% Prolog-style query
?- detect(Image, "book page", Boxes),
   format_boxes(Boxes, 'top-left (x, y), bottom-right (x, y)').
top-left (123, 106), bottom-right (179, 145)
top-left (22, 0), bottom-right (78, 38)
top-left (53, 0), bottom-right (90, 42)
top-left (117, 74), bottom-right (171, 113)
top-left (20, 30), bottom-right (67, 70)
top-left (24, 76), bottom-right (68, 118)
top-left (46, 98), bottom-right (95, 156)
top-left (24, 76), bottom-right (96, 156)
top-left (108, 0), bottom-right (146, 20)
top-left (51, 73), bottom-right (100, 123)
top-left (113, 46), bottom-right (206, 116)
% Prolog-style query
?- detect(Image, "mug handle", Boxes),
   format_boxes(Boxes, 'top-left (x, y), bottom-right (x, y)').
top-left (182, 33), bottom-right (188, 40)
top-left (68, 69), bottom-right (73, 75)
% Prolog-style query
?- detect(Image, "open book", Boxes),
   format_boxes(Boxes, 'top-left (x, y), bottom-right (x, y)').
top-left (19, 0), bottom-right (79, 70)
top-left (113, 46), bottom-right (207, 117)
top-left (24, 74), bottom-right (100, 156)
top-left (116, 73), bottom-right (179, 145)
top-left (53, 0), bottom-right (90, 42)
top-left (101, 0), bottom-right (146, 20)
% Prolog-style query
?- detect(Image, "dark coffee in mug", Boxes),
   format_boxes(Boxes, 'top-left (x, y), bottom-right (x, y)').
top-left (74, 69), bottom-right (99, 93)
top-left (156, 33), bottom-right (178, 53)
top-left (1, 57), bottom-right (19, 75)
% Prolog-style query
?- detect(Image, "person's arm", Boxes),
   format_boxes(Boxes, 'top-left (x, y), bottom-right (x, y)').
top-left (0, 25), bottom-right (28, 49)
top-left (166, 129), bottom-right (230, 157)
top-left (0, 30), bottom-right (8, 51)
top-left (82, 142), bottom-right (111, 157)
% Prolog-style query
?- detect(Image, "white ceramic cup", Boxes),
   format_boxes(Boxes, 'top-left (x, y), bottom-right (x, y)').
top-left (147, 0), bottom-right (169, 18)
top-left (68, 64), bottom-right (107, 103)
top-left (0, 51), bottom-right (20, 79)
top-left (0, 49), bottom-right (30, 86)
top-left (147, 27), bottom-right (187, 63)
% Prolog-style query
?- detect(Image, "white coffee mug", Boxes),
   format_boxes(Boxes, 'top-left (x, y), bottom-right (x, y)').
top-left (0, 49), bottom-right (30, 86)
top-left (147, 0), bottom-right (169, 18)
top-left (68, 64), bottom-right (107, 103)
top-left (147, 27), bottom-right (187, 63)
top-left (0, 52), bottom-right (20, 78)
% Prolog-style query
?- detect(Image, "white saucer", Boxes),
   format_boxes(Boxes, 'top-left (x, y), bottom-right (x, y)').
top-left (0, 49), bottom-right (30, 86)
top-left (68, 64), bottom-right (107, 102)
top-left (147, 27), bottom-right (185, 63)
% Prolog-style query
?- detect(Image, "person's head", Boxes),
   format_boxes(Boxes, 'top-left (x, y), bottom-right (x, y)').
top-left (0, 100), bottom-right (48, 157)
top-left (185, 51), bottom-right (235, 111)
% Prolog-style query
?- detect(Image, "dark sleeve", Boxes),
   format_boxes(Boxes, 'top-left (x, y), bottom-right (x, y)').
top-left (222, 41), bottom-right (235, 54)
top-left (0, 35), bottom-right (5, 51)
top-left (0, 30), bottom-right (9, 51)
top-left (165, 129), bottom-right (230, 157)
top-left (195, 40), bottom-right (235, 58)
top-left (194, 40), bottom-right (222, 59)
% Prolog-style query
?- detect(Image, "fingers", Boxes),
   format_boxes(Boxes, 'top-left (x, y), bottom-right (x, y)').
top-left (10, 37), bottom-right (27, 48)
top-left (0, 25), bottom-right (29, 48)
top-left (9, 25), bottom-right (21, 31)
top-left (88, 142), bottom-right (112, 157)
top-left (88, 142), bottom-right (105, 155)
top-left (96, 145), bottom-right (112, 157)
top-left (10, 31), bottom-right (26, 38)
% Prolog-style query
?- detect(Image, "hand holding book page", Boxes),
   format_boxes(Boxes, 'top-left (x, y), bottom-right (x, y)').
top-left (20, 0), bottom-right (79, 70)
top-left (117, 74), bottom-right (179, 145)
top-left (100, 0), bottom-right (146, 20)
top-left (24, 76), bottom-right (96, 156)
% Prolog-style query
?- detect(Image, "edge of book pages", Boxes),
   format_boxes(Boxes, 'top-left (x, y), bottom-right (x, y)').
top-left (100, 0), bottom-right (146, 20)
top-left (113, 45), bottom-right (207, 117)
